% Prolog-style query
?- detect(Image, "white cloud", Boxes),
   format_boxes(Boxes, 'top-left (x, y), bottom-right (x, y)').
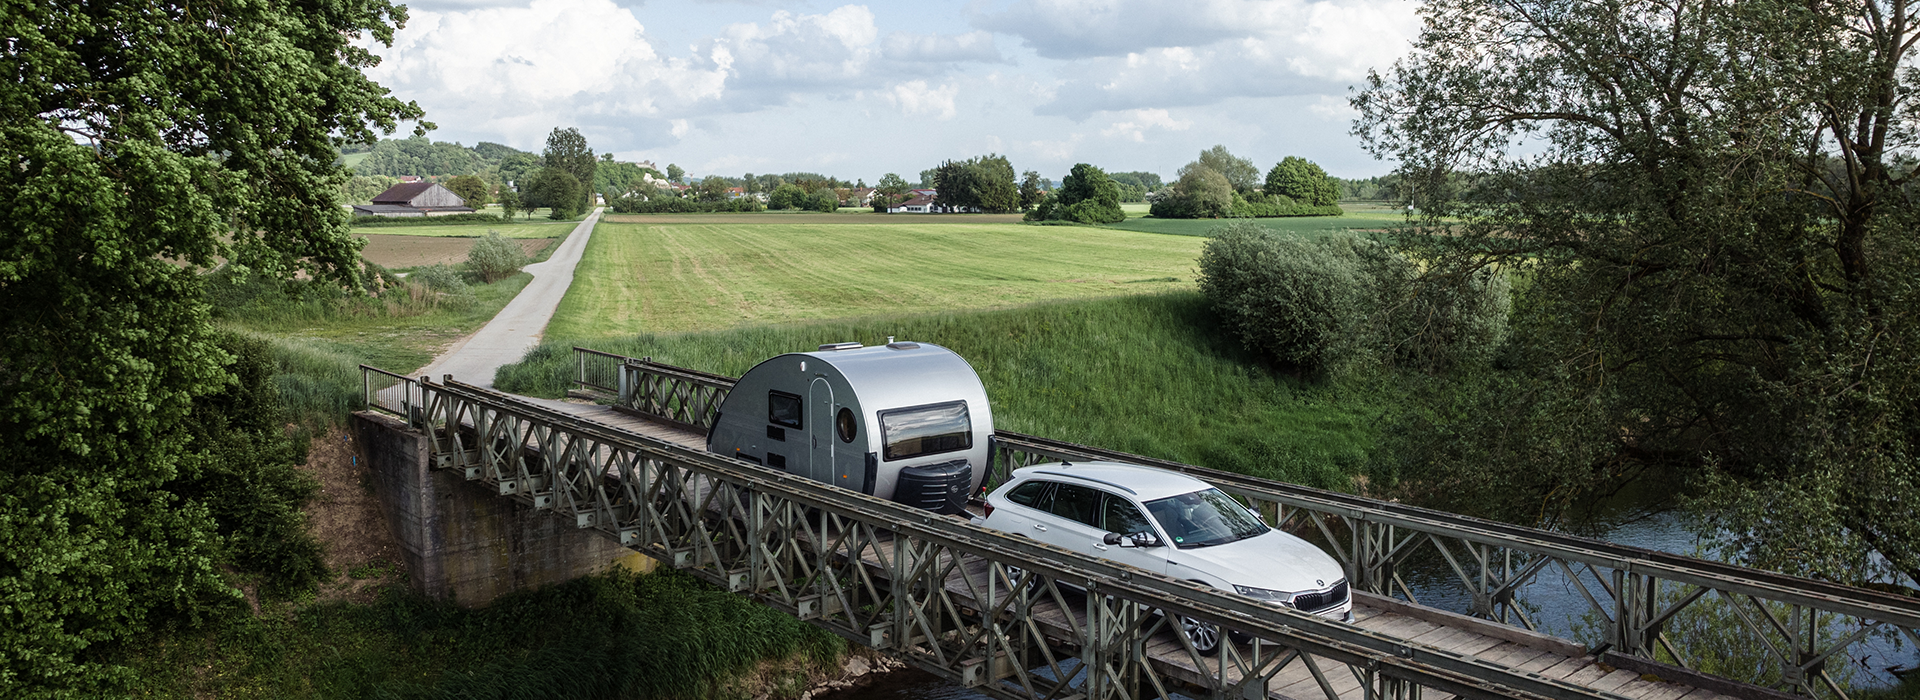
top-left (885, 80), bottom-right (958, 120)
top-left (1100, 108), bottom-right (1192, 142)
top-left (979, 0), bottom-right (1417, 118)
top-left (702, 5), bottom-right (879, 90)
top-left (364, 0), bottom-right (728, 145)
top-left (1307, 94), bottom-right (1356, 119)
top-left (882, 31), bottom-right (1005, 63)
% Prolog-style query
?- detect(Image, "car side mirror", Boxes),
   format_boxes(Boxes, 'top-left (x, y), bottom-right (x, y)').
top-left (1107, 531), bottom-right (1161, 548)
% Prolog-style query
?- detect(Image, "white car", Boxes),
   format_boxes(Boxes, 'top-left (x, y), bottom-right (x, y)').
top-left (978, 461), bottom-right (1353, 655)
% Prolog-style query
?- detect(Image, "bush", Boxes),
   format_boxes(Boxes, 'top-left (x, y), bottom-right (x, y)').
top-left (1197, 222), bottom-right (1510, 375)
top-left (351, 213), bottom-right (504, 227)
top-left (1151, 168), bottom-right (1234, 218)
top-left (466, 230), bottom-right (528, 283)
top-left (609, 197), bottom-right (765, 214)
top-left (1198, 222), bottom-right (1377, 373)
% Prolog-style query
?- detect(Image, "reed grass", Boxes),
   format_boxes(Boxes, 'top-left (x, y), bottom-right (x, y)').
top-left (500, 291), bottom-right (1382, 489)
top-left (132, 570), bottom-right (843, 699)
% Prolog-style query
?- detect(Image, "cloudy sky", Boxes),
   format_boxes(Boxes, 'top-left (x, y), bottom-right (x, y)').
top-left (362, 0), bottom-right (1421, 182)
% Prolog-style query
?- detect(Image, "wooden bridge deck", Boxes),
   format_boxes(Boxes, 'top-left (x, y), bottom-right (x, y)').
top-left (550, 401), bottom-right (1724, 700)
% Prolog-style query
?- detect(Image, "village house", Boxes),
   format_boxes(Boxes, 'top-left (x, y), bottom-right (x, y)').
top-left (351, 181), bottom-right (475, 218)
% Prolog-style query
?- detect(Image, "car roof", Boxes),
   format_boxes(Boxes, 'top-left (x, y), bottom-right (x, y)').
top-left (1009, 461), bottom-right (1210, 501)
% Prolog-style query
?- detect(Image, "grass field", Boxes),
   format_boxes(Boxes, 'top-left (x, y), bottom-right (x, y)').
top-left (546, 220), bottom-right (1204, 338)
top-left (1100, 203), bottom-right (1409, 238)
top-left (337, 151), bottom-right (370, 169)
top-left (504, 292), bottom-right (1380, 489)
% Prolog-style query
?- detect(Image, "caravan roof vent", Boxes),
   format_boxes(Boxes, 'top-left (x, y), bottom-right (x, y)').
top-left (887, 342), bottom-right (921, 350)
top-left (818, 342), bottom-right (863, 351)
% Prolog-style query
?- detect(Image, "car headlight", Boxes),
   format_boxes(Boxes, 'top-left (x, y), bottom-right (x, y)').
top-left (1232, 585), bottom-right (1295, 606)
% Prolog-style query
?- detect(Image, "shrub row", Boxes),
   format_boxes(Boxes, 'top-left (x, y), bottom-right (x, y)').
top-left (610, 197), bottom-right (766, 214)
top-left (350, 212), bottom-right (504, 227)
top-left (1231, 202), bottom-right (1346, 218)
top-left (1197, 221), bottom-right (1509, 376)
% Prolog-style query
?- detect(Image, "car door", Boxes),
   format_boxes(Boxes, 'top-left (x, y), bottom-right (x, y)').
top-left (1091, 492), bottom-right (1168, 576)
top-left (1036, 483), bottom-right (1104, 551)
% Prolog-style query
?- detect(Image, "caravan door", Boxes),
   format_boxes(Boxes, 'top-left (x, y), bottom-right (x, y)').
top-left (809, 378), bottom-right (836, 486)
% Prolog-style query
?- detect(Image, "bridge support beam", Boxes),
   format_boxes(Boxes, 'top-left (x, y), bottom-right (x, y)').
top-left (354, 411), bottom-right (647, 605)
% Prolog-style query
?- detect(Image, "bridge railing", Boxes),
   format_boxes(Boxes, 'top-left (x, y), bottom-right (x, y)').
top-left (378, 370), bottom-right (1633, 700)
top-left (572, 347), bottom-right (733, 433)
top-left (362, 365), bottom-right (423, 422)
top-left (560, 347), bottom-right (1920, 698)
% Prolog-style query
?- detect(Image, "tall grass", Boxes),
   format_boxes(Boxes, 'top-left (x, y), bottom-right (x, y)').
top-left (257, 333), bottom-right (364, 427)
top-left (133, 570), bottom-right (844, 699)
top-left (499, 291), bottom-right (1382, 489)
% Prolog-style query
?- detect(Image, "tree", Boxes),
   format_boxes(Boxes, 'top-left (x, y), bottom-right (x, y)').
top-left (498, 152), bottom-right (541, 192)
top-left (1355, 0), bottom-right (1920, 586)
top-left (444, 174), bottom-right (490, 208)
top-left (543, 127), bottom-right (596, 212)
top-left (666, 163), bottom-right (685, 183)
top-left (497, 187), bottom-right (522, 221)
top-left (1265, 157), bottom-right (1339, 206)
top-left (932, 154), bottom-right (1019, 213)
top-left (919, 168), bottom-right (937, 188)
top-left (743, 173), bottom-right (757, 195)
top-left (809, 187), bottom-right (840, 213)
top-left (1151, 167), bottom-right (1234, 218)
top-left (696, 177), bottom-right (731, 203)
top-left (768, 183), bottom-right (807, 210)
top-left (1, 0), bottom-right (420, 693)
top-left (528, 168), bottom-right (583, 219)
top-left (1184, 145), bottom-right (1259, 192)
top-left (1028, 164), bottom-right (1125, 224)
top-left (1018, 170), bottom-right (1047, 210)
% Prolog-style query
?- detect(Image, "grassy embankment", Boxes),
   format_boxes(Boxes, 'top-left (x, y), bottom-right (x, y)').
top-left (135, 570), bottom-right (843, 699)
top-left (501, 217), bottom-right (1381, 488)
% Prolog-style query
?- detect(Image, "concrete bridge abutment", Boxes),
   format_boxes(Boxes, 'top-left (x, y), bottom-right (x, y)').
top-left (352, 410), bottom-right (653, 605)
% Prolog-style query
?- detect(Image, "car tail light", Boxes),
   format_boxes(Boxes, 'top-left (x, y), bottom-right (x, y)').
top-left (982, 502), bottom-right (995, 519)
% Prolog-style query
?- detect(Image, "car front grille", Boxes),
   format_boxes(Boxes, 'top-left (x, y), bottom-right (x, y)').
top-left (1292, 579), bottom-right (1349, 613)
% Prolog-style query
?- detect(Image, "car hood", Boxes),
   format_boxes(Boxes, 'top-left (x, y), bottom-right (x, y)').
top-left (1175, 531), bottom-right (1344, 593)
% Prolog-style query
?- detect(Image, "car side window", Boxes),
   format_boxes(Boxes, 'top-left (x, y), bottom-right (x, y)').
top-left (1006, 480), bottom-right (1051, 508)
top-left (1045, 484), bottom-right (1101, 527)
top-left (1100, 494), bottom-right (1151, 535)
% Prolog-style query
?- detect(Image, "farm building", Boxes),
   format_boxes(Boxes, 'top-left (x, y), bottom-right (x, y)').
top-left (888, 194), bottom-right (937, 214)
top-left (352, 181), bottom-right (476, 217)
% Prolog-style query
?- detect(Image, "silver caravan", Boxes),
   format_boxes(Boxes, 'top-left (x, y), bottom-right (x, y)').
top-left (707, 341), bottom-right (992, 514)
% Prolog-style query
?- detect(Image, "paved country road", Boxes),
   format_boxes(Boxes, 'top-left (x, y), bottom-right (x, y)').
top-left (415, 207), bottom-right (603, 386)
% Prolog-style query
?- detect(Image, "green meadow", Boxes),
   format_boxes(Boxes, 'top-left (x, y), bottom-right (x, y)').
top-left (1101, 202), bottom-right (1408, 238)
top-left (545, 220), bottom-right (1205, 337)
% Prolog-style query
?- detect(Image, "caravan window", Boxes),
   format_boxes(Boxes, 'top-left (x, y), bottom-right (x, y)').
top-left (880, 401), bottom-right (971, 461)
top-left (768, 391), bottom-right (802, 428)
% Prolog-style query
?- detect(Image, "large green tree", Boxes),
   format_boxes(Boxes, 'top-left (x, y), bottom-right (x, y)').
top-left (542, 127), bottom-right (596, 212)
top-left (1183, 145), bottom-right (1259, 192)
top-left (1265, 156), bottom-right (1339, 206)
top-left (1356, 0), bottom-right (1920, 586)
top-left (932, 154), bottom-right (1019, 213)
top-left (1028, 163), bottom-right (1125, 224)
top-left (1, 0), bottom-right (421, 693)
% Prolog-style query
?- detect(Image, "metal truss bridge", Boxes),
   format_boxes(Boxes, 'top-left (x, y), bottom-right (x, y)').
top-left (352, 349), bottom-right (1920, 700)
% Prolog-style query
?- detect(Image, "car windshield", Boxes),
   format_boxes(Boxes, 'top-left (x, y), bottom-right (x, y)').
top-left (1144, 488), bottom-right (1268, 548)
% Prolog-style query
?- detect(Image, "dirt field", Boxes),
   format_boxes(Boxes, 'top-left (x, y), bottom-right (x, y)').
top-left (357, 234), bottom-right (555, 269)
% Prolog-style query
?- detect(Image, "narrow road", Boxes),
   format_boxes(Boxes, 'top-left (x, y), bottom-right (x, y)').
top-left (415, 207), bottom-right (603, 386)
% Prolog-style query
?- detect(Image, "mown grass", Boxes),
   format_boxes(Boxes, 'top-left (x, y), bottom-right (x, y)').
top-left (503, 292), bottom-right (1381, 489)
top-left (132, 570), bottom-right (843, 700)
top-left (547, 220), bottom-right (1205, 338)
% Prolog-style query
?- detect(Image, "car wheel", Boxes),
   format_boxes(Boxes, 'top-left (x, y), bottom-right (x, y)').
top-left (1179, 614), bottom-right (1222, 657)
